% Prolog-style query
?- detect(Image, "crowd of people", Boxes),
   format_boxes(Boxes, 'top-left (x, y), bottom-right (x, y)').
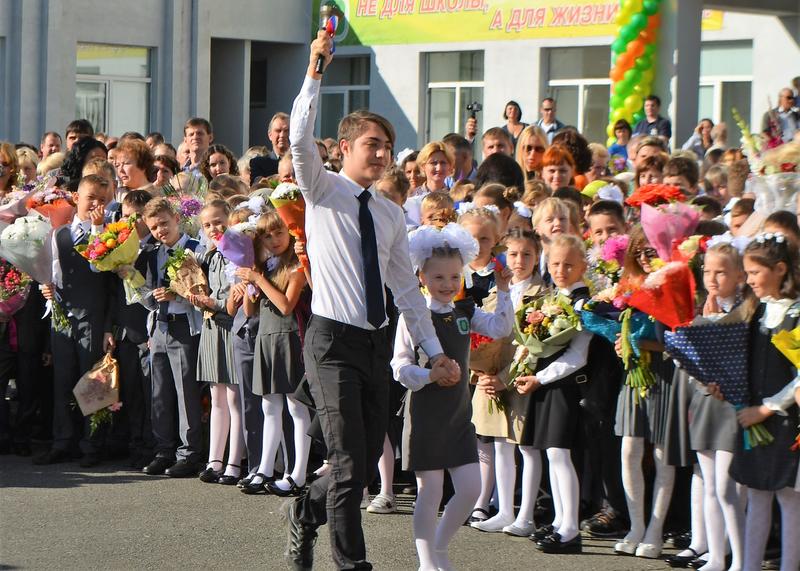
top-left (1, 31), bottom-right (799, 571)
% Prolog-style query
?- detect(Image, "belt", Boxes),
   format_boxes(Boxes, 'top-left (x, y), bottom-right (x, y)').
top-left (159, 313), bottom-right (189, 323)
top-left (310, 314), bottom-right (386, 340)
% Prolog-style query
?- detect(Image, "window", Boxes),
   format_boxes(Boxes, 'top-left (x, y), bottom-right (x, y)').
top-left (76, 43), bottom-right (151, 135)
top-left (698, 41), bottom-right (753, 147)
top-left (316, 56), bottom-right (370, 140)
top-left (425, 51), bottom-right (484, 144)
top-left (546, 46), bottom-right (611, 144)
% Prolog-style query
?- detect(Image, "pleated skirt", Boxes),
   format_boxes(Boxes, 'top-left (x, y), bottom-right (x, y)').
top-left (197, 319), bottom-right (238, 385)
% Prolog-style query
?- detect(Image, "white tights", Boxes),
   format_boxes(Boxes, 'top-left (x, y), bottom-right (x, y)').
top-left (472, 440), bottom-right (495, 514)
top-left (696, 450), bottom-right (745, 571)
top-left (253, 394), bottom-right (311, 488)
top-left (414, 463), bottom-right (481, 571)
top-left (376, 435), bottom-right (395, 497)
top-left (620, 436), bottom-right (675, 546)
top-left (477, 441), bottom-right (541, 528)
top-left (546, 447), bottom-right (579, 541)
top-left (207, 384), bottom-right (245, 477)
top-left (743, 487), bottom-right (800, 571)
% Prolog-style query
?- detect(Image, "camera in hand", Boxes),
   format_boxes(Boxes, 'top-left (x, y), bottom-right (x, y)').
top-left (466, 101), bottom-right (483, 119)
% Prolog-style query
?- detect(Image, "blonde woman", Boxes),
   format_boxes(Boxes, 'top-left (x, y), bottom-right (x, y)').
top-left (412, 141), bottom-right (454, 196)
top-left (16, 147), bottom-right (39, 185)
top-left (0, 142), bottom-right (19, 194)
top-left (515, 126), bottom-right (549, 181)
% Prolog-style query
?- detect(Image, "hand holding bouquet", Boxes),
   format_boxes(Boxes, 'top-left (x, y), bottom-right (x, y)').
top-left (75, 218), bottom-right (146, 303)
top-left (165, 247), bottom-right (208, 298)
top-left (270, 183), bottom-right (309, 273)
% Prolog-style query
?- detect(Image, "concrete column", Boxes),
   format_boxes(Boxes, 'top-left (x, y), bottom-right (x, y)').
top-left (654, 0), bottom-right (702, 149)
top-left (209, 39), bottom-right (250, 154)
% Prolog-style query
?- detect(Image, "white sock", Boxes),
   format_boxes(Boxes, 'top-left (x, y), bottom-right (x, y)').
top-left (547, 447), bottom-right (579, 541)
top-left (621, 436), bottom-right (646, 544)
top-left (253, 394), bottom-right (284, 484)
top-left (414, 469), bottom-right (444, 571)
top-left (677, 464), bottom-right (707, 558)
top-left (512, 446), bottom-right (542, 528)
top-left (272, 396), bottom-right (311, 490)
top-left (224, 386), bottom-right (245, 477)
top-left (314, 460), bottom-right (331, 477)
top-left (473, 439), bottom-right (495, 514)
top-left (377, 434), bottom-right (395, 498)
top-left (434, 463), bottom-right (481, 570)
top-left (713, 451), bottom-right (744, 571)
top-left (696, 451), bottom-right (732, 571)
top-left (207, 384), bottom-right (229, 471)
top-left (743, 488), bottom-right (773, 571)
top-left (642, 445), bottom-right (675, 546)
top-left (479, 440), bottom-right (516, 526)
top-left (775, 487), bottom-right (800, 571)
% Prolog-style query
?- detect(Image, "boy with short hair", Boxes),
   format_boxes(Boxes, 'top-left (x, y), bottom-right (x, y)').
top-left (663, 156), bottom-right (700, 197)
top-left (703, 164), bottom-right (728, 204)
top-left (729, 198), bottom-right (755, 236)
top-left (34, 174), bottom-right (115, 467)
top-left (420, 191), bottom-right (456, 228)
top-left (586, 200), bottom-right (626, 247)
top-left (138, 198), bottom-right (205, 477)
top-left (65, 119), bottom-right (94, 151)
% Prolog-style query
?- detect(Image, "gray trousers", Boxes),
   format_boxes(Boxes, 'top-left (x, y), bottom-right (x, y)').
top-left (150, 319), bottom-right (202, 462)
top-left (51, 318), bottom-right (105, 454)
top-left (233, 331), bottom-right (263, 470)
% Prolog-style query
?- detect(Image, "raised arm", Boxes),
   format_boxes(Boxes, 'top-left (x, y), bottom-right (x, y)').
top-left (289, 30), bottom-right (335, 205)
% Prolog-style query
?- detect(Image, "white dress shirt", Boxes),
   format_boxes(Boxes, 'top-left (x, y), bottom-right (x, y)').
top-left (391, 290), bottom-right (514, 391)
top-left (290, 75), bottom-right (442, 358)
top-left (536, 281), bottom-right (593, 386)
top-left (52, 215), bottom-right (100, 288)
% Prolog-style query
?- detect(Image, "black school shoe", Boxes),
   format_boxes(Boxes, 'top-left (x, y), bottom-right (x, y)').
top-left (282, 497), bottom-right (317, 571)
top-left (529, 524), bottom-right (555, 541)
top-left (582, 509), bottom-right (629, 538)
top-left (535, 532), bottom-right (583, 554)
top-left (165, 459), bottom-right (202, 478)
top-left (143, 456), bottom-right (173, 475)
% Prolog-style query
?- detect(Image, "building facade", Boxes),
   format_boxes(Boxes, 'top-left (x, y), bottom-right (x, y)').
top-left (1, 0), bottom-right (798, 154)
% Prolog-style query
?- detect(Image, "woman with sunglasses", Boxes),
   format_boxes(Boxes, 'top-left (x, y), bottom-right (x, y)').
top-left (515, 126), bottom-right (549, 181)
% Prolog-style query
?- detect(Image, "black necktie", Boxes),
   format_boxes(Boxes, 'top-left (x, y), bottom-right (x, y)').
top-left (357, 190), bottom-right (385, 329)
top-left (157, 248), bottom-right (173, 322)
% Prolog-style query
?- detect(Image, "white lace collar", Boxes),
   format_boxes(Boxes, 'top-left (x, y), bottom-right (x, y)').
top-left (760, 297), bottom-right (800, 329)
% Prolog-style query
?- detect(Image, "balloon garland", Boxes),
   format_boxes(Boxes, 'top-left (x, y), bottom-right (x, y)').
top-left (606, 0), bottom-right (663, 147)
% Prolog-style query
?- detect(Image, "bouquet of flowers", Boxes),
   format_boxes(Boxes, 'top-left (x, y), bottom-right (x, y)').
top-left (25, 177), bottom-right (75, 228)
top-left (75, 218), bottom-right (146, 303)
top-left (641, 202), bottom-right (700, 262)
top-left (625, 183), bottom-right (686, 208)
top-left (166, 194), bottom-right (203, 237)
top-left (165, 247), bottom-right (208, 298)
top-left (469, 333), bottom-right (517, 414)
top-left (0, 259), bottom-right (31, 316)
top-left (269, 183), bottom-right (309, 273)
top-left (0, 185), bottom-right (37, 222)
top-left (508, 292), bottom-right (582, 380)
top-left (588, 235), bottom-right (628, 294)
top-left (71, 352), bottom-right (121, 434)
top-left (216, 227), bottom-right (258, 299)
top-left (0, 213), bottom-right (53, 284)
top-left (161, 172), bottom-right (208, 198)
top-left (627, 261), bottom-right (696, 331)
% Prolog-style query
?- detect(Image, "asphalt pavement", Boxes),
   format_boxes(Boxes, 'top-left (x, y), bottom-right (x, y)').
top-left (0, 452), bottom-right (676, 570)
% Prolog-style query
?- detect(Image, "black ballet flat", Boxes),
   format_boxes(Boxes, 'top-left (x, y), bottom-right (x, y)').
top-left (529, 524), bottom-right (555, 542)
top-left (666, 548), bottom-right (703, 568)
top-left (218, 464), bottom-right (241, 486)
top-left (198, 462), bottom-right (222, 483)
top-left (266, 476), bottom-right (304, 497)
top-left (239, 473), bottom-right (274, 495)
top-left (535, 532), bottom-right (583, 554)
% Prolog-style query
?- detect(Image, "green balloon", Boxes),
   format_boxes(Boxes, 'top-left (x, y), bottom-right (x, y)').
top-left (644, 44), bottom-right (656, 58)
top-left (610, 94), bottom-right (623, 109)
top-left (624, 67), bottom-right (642, 85)
top-left (630, 13), bottom-right (648, 31)
top-left (612, 38), bottom-right (627, 54)
top-left (635, 56), bottom-right (652, 71)
top-left (643, 0), bottom-right (659, 15)
top-left (615, 79), bottom-right (632, 97)
top-left (633, 110), bottom-right (645, 123)
top-left (620, 25), bottom-right (637, 43)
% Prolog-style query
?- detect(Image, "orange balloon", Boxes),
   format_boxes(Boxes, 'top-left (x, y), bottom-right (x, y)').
top-left (639, 28), bottom-right (654, 43)
top-left (647, 13), bottom-right (661, 30)
top-left (616, 52), bottom-right (634, 70)
top-left (628, 39), bottom-right (645, 59)
top-left (610, 66), bottom-right (624, 82)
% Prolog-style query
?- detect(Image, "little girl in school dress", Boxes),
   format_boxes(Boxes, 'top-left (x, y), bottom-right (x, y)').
top-left (471, 228), bottom-right (544, 538)
top-left (726, 233), bottom-right (800, 571)
top-left (237, 210), bottom-right (311, 496)
top-left (515, 234), bottom-right (595, 555)
top-left (613, 225), bottom-right (676, 560)
top-left (392, 223), bottom-right (514, 571)
top-left (189, 200), bottom-right (245, 485)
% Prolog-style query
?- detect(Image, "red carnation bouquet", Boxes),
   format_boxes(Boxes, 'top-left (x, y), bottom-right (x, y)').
top-left (625, 184), bottom-right (686, 208)
top-left (0, 259), bottom-right (32, 316)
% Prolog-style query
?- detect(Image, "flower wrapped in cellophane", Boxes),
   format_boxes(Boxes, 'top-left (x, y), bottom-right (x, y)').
top-left (217, 227), bottom-right (258, 300)
top-left (166, 194), bottom-right (203, 238)
top-left (269, 183), bottom-right (309, 273)
top-left (25, 176), bottom-right (75, 228)
top-left (508, 292), bottom-right (581, 380)
top-left (0, 259), bottom-right (31, 317)
top-left (587, 234), bottom-right (628, 294)
top-left (165, 247), bottom-right (208, 298)
top-left (75, 218), bottom-right (146, 304)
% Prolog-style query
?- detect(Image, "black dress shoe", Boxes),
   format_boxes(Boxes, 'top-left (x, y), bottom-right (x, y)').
top-left (217, 464), bottom-right (241, 486)
top-left (535, 532), bottom-right (583, 554)
top-left (79, 453), bottom-right (101, 468)
top-left (687, 555), bottom-right (710, 569)
top-left (267, 476), bottom-right (304, 497)
top-left (240, 473), bottom-right (274, 495)
top-left (165, 459), bottom-right (201, 478)
top-left (283, 497), bottom-right (317, 570)
top-left (143, 456), bottom-right (173, 475)
top-left (583, 509), bottom-right (629, 538)
top-left (529, 524), bottom-right (555, 541)
top-left (666, 548), bottom-right (703, 568)
top-left (32, 448), bottom-right (74, 465)
top-left (199, 466), bottom-right (221, 483)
